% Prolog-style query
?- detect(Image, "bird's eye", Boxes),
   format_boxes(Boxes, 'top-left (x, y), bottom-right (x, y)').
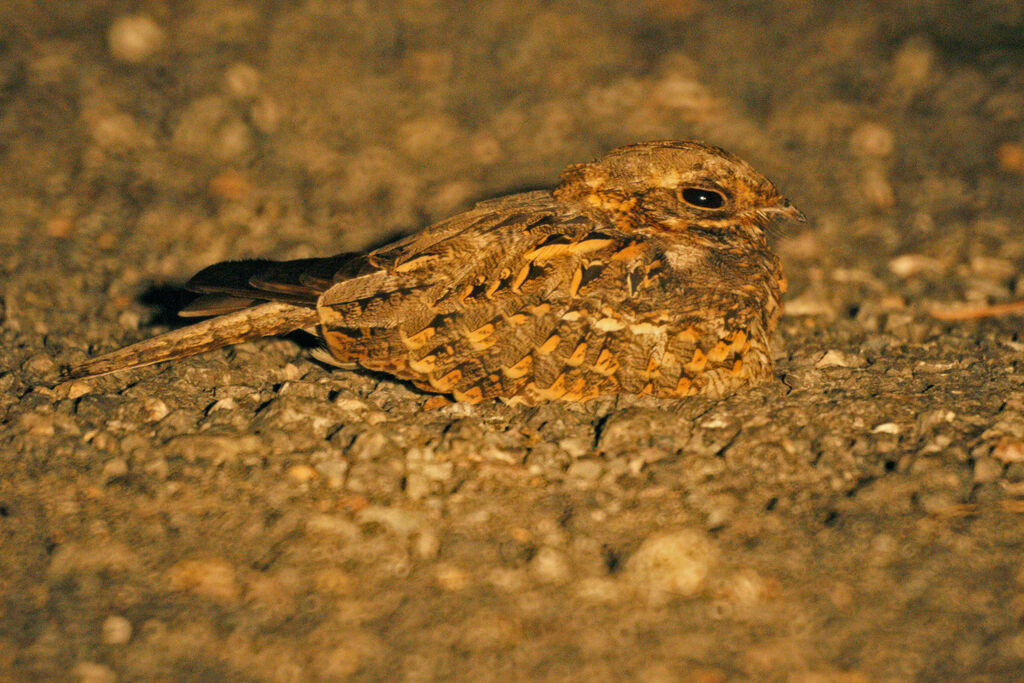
top-left (680, 187), bottom-right (726, 209)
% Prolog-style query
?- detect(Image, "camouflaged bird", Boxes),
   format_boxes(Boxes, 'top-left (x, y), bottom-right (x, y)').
top-left (64, 141), bottom-right (804, 405)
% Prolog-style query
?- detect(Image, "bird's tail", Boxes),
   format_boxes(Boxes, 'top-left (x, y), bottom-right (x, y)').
top-left (62, 301), bottom-right (318, 381)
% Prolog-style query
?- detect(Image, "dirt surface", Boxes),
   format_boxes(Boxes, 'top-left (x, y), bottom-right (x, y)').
top-left (3, 1), bottom-right (1024, 681)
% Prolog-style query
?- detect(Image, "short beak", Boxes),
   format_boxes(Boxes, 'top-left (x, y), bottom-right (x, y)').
top-left (764, 197), bottom-right (806, 222)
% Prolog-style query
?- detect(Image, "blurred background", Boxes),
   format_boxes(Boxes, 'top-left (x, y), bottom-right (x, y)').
top-left (2, 1), bottom-right (1024, 680)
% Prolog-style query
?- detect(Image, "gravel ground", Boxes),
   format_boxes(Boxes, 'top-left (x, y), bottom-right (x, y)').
top-left (3, 1), bottom-right (1024, 681)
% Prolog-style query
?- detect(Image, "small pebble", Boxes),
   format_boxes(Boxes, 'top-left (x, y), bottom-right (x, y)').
top-left (433, 563), bottom-right (470, 591)
top-left (73, 662), bottom-right (117, 683)
top-left (215, 119), bottom-right (253, 161)
top-left (161, 434), bottom-right (261, 462)
top-left (713, 569), bottom-right (777, 606)
top-left (46, 216), bottom-right (75, 238)
top-left (207, 397), bottom-right (236, 413)
top-left (17, 412), bottom-right (55, 437)
top-left (141, 398), bottom-right (169, 422)
top-left (996, 142), bottom-right (1024, 174)
top-left (917, 409), bottom-right (956, 432)
top-left (22, 354), bottom-right (56, 375)
top-left (250, 97), bottom-right (281, 133)
top-left (87, 112), bottom-right (149, 152)
top-left (705, 501), bottom-right (736, 530)
top-left (414, 531), bottom-right (441, 560)
top-left (101, 458), bottom-right (129, 483)
top-left (48, 541), bottom-right (139, 578)
top-left (224, 63), bottom-right (261, 99)
top-left (108, 15), bottom-right (165, 63)
top-left (816, 350), bottom-right (866, 369)
top-left (404, 473), bottom-right (431, 500)
top-left (850, 122), bottom-right (894, 158)
top-left (892, 35), bottom-right (935, 89)
top-left (783, 293), bottom-right (836, 317)
top-left (314, 458), bottom-right (349, 488)
top-left (558, 437), bottom-right (590, 458)
top-left (305, 514), bottom-right (359, 540)
top-left (973, 457), bottom-right (1003, 484)
top-left (529, 547), bottom-right (572, 584)
top-left (91, 431), bottom-right (119, 453)
top-left (101, 615), bottom-right (132, 645)
top-left (209, 170), bottom-right (250, 202)
top-left (860, 165), bottom-right (895, 209)
top-left (625, 529), bottom-right (716, 599)
top-left (65, 381), bottom-right (92, 400)
top-left (286, 464), bottom-right (318, 483)
top-left (993, 438), bottom-right (1024, 464)
top-left (654, 75), bottom-right (717, 115)
top-left (566, 459), bottom-right (604, 482)
top-left (356, 506), bottom-right (425, 537)
top-left (888, 254), bottom-right (944, 278)
top-left (117, 310), bottom-right (140, 330)
top-left (167, 559), bottom-right (240, 602)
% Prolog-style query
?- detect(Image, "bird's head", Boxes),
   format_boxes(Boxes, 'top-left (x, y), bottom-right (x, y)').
top-left (556, 141), bottom-right (804, 242)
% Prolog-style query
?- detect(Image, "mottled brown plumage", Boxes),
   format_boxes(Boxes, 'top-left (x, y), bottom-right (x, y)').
top-left (64, 141), bottom-right (804, 404)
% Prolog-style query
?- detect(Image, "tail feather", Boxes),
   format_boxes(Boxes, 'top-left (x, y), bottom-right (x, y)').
top-left (63, 301), bottom-right (318, 380)
top-left (178, 294), bottom-right (257, 318)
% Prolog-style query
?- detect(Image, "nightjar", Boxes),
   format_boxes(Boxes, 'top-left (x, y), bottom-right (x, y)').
top-left (65, 141), bottom-right (804, 405)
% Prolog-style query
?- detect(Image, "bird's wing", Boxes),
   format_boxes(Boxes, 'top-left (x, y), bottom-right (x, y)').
top-left (171, 191), bottom-right (567, 326)
top-left (173, 191), bottom-right (564, 322)
top-left (316, 192), bottom-right (567, 314)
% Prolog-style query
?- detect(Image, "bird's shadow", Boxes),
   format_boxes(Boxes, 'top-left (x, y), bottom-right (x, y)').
top-left (138, 285), bottom-right (196, 328)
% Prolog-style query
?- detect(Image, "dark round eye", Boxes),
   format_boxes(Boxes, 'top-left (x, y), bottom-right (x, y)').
top-left (680, 187), bottom-right (726, 209)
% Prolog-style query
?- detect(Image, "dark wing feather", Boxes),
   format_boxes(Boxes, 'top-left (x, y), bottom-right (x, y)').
top-left (185, 257), bottom-right (355, 304)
